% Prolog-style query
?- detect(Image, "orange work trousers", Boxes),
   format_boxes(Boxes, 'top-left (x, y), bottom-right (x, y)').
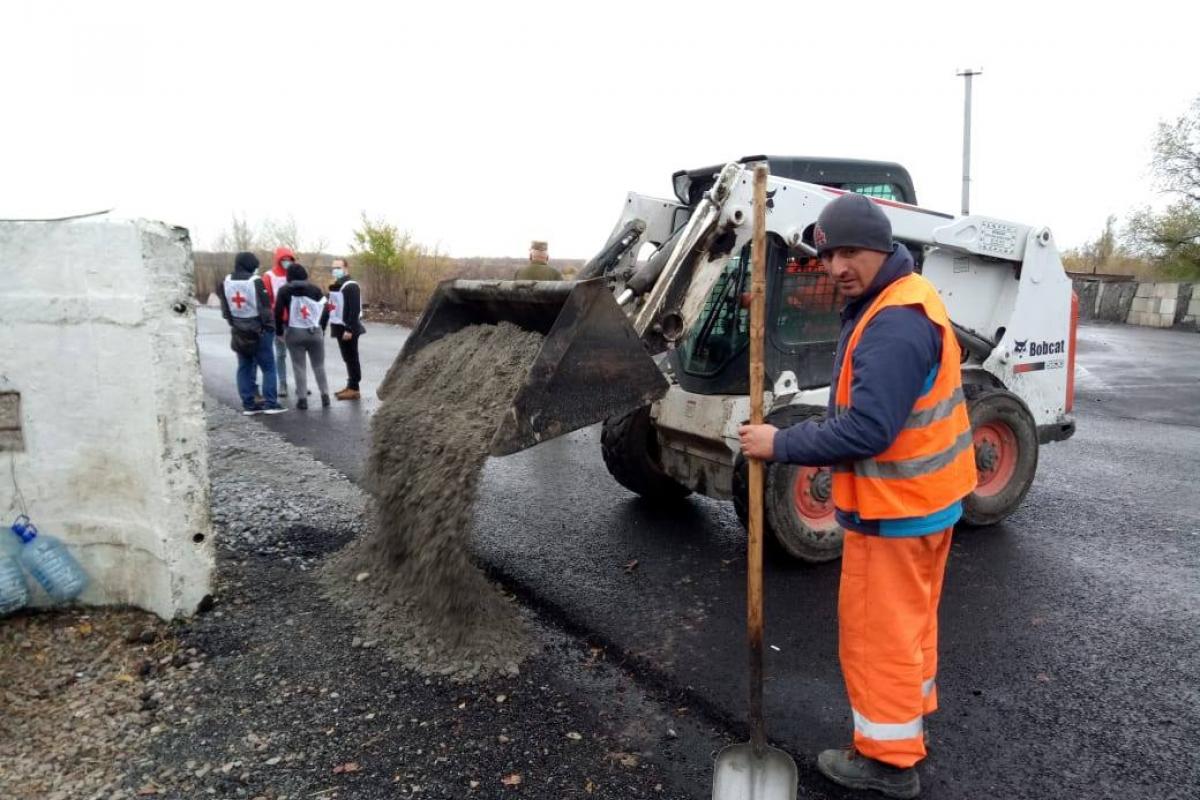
top-left (838, 527), bottom-right (952, 768)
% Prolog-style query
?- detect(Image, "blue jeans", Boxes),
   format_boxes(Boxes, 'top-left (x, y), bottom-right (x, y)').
top-left (237, 331), bottom-right (278, 409)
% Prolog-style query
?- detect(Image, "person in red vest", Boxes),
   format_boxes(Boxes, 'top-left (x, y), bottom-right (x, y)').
top-left (263, 247), bottom-right (296, 397)
top-left (739, 193), bottom-right (976, 799)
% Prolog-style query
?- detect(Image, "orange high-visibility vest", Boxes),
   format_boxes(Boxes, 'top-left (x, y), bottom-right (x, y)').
top-left (832, 273), bottom-right (977, 519)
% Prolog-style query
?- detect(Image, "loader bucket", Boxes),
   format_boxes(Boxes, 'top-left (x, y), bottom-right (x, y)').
top-left (379, 279), bottom-right (669, 457)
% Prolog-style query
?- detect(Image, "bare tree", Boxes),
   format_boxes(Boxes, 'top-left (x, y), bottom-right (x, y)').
top-left (262, 214), bottom-right (300, 252)
top-left (1152, 95), bottom-right (1200, 203)
top-left (211, 213), bottom-right (260, 251)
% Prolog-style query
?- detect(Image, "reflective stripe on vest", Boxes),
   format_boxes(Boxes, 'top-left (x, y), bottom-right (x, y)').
top-left (328, 281), bottom-right (357, 327)
top-left (834, 386), bottom-right (964, 428)
top-left (852, 709), bottom-right (923, 742)
top-left (288, 295), bottom-right (324, 329)
top-left (223, 276), bottom-right (259, 319)
top-left (832, 273), bottom-right (977, 519)
top-left (833, 428), bottom-right (974, 480)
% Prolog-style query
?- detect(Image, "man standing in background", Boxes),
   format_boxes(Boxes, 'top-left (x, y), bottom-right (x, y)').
top-left (513, 240), bottom-right (562, 280)
top-left (263, 247), bottom-right (295, 397)
top-left (219, 252), bottom-right (286, 416)
top-left (323, 257), bottom-right (366, 401)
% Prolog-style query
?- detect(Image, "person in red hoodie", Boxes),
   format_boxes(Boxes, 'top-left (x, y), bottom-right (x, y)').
top-left (263, 247), bottom-right (296, 397)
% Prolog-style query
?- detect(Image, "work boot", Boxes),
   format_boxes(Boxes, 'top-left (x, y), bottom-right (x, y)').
top-left (321, 393), bottom-right (331, 408)
top-left (817, 748), bottom-right (920, 799)
top-left (296, 398), bottom-right (308, 411)
top-left (336, 388), bottom-right (361, 401)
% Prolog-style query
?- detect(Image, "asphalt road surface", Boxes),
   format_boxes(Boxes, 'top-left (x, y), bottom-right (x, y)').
top-left (197, 309), bottom-right (1200, 800)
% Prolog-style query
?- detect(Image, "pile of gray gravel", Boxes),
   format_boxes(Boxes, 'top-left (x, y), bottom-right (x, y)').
top-left (328, 323), bottom-right (543, 682)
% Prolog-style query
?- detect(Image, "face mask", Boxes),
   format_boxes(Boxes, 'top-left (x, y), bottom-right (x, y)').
top-left (281, 259), bottom-right (293, 268)
top-left (332, 268), bottom-right (346, 281)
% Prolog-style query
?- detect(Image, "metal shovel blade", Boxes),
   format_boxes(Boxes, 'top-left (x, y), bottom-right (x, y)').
top-left (378, 278), bottom-right (668, 456)
top-left (712, 742), bottom-right (798, 800)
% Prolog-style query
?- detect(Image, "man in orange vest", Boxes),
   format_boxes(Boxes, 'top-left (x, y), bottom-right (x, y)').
top-left (739, 193), bottom-right (976, 799)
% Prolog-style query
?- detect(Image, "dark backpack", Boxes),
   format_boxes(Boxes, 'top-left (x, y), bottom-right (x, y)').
top-left (230, 326), bottom-right (260, 357)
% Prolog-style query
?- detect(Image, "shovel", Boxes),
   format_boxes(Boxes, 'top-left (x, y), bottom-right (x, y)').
top-left (712, 164), bottom-right (798, 800)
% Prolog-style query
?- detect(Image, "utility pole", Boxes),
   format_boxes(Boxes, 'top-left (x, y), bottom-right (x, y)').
top-left (957, 68), bottom-right (982, 216)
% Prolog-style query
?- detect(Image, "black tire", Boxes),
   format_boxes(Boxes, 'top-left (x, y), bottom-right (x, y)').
top-left (733, 405), bottom-right (844, 562)
top-left (961, 385), bottom-right (1039, 527)
top-left (600, 406), bottom-right (692, 501)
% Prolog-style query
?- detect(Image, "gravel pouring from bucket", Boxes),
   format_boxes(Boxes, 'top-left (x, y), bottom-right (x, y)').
top-left (379, 278), bottom-right (668, 456)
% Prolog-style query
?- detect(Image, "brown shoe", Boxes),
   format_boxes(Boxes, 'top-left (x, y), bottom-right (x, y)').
top-left (336, 388), bottom-right (361, 401)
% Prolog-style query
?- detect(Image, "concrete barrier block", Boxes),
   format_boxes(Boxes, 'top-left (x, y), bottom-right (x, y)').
top-left (1190, 297), bottom-right (1200, 317)
top-left (1129, 297), bottom-right (1153, 313)
top-left (0, 218), bottom-right (213, 619)
top-left (1160, 298), bottom-right (1178, 315)
top-left (1135, 282), bottom-right (1155, 298)
top-left (1154, 282), bottom-right (1180, 299)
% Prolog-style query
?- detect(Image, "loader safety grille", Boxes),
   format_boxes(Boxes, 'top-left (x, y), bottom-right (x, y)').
top-left (775, 258), bottom-right (842, 346)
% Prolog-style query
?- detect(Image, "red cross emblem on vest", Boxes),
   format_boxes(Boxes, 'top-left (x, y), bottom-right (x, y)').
top-left (231, 291), bottom-right (247, 310)
top-left (300, 304), bottom-right (312, 320)
top-left (328, 300), bottom-right (337, 313)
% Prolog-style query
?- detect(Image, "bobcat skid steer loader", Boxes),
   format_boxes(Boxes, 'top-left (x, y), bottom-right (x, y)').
top-left (387, 155), bottom-right (1076, 561)
top-left (588, 156), bottom-right (1077, 561)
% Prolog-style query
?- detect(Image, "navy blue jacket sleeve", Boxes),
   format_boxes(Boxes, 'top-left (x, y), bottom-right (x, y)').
top-left (771, 307), bottom-right (941, 465)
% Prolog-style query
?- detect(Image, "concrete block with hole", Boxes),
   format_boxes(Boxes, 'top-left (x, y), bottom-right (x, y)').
top-left (0, 218), bottom-right (213, 618)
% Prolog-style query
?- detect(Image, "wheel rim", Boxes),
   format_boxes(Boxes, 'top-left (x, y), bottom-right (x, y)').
top-left (973, 421), bottom-right (1018, 498)
top-left (793, 466), bottom-right (837, 527)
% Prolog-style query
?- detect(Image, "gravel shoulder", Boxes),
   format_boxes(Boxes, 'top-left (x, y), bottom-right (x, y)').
top-left (3, 397), bottom-right (730, 799)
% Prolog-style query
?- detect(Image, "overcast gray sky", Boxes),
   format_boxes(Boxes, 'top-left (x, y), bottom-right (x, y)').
top-left (3, 1), bottom-right (1197, 258)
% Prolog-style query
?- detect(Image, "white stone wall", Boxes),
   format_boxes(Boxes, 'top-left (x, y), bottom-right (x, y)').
top-left (0, 218), bottom-right (213, 619)
top-left (1126, 282), bottom-right (1185, 328)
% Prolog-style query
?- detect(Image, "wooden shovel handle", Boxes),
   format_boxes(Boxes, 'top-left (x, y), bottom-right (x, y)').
top-left (748, 163), bottom-right (769, 752)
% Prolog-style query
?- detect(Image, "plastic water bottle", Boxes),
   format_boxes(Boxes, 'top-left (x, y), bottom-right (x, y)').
top-left (10, 515), bottom-right (88, 602)
top-left (0, 538), bottom-right (29, 614)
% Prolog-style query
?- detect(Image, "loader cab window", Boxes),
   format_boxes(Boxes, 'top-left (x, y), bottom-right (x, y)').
top-left (843, 183), bottom-right (902, 202)
top-left (679, 250), bottom-right (750, 377)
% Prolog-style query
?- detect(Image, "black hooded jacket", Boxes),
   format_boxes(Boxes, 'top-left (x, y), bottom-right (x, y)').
top-left (319, 274), bottom-right (365, 336)
top-left (219, 251), bottom-right (274, 334)
top-left (273, 263), bottom-right (327, 333)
